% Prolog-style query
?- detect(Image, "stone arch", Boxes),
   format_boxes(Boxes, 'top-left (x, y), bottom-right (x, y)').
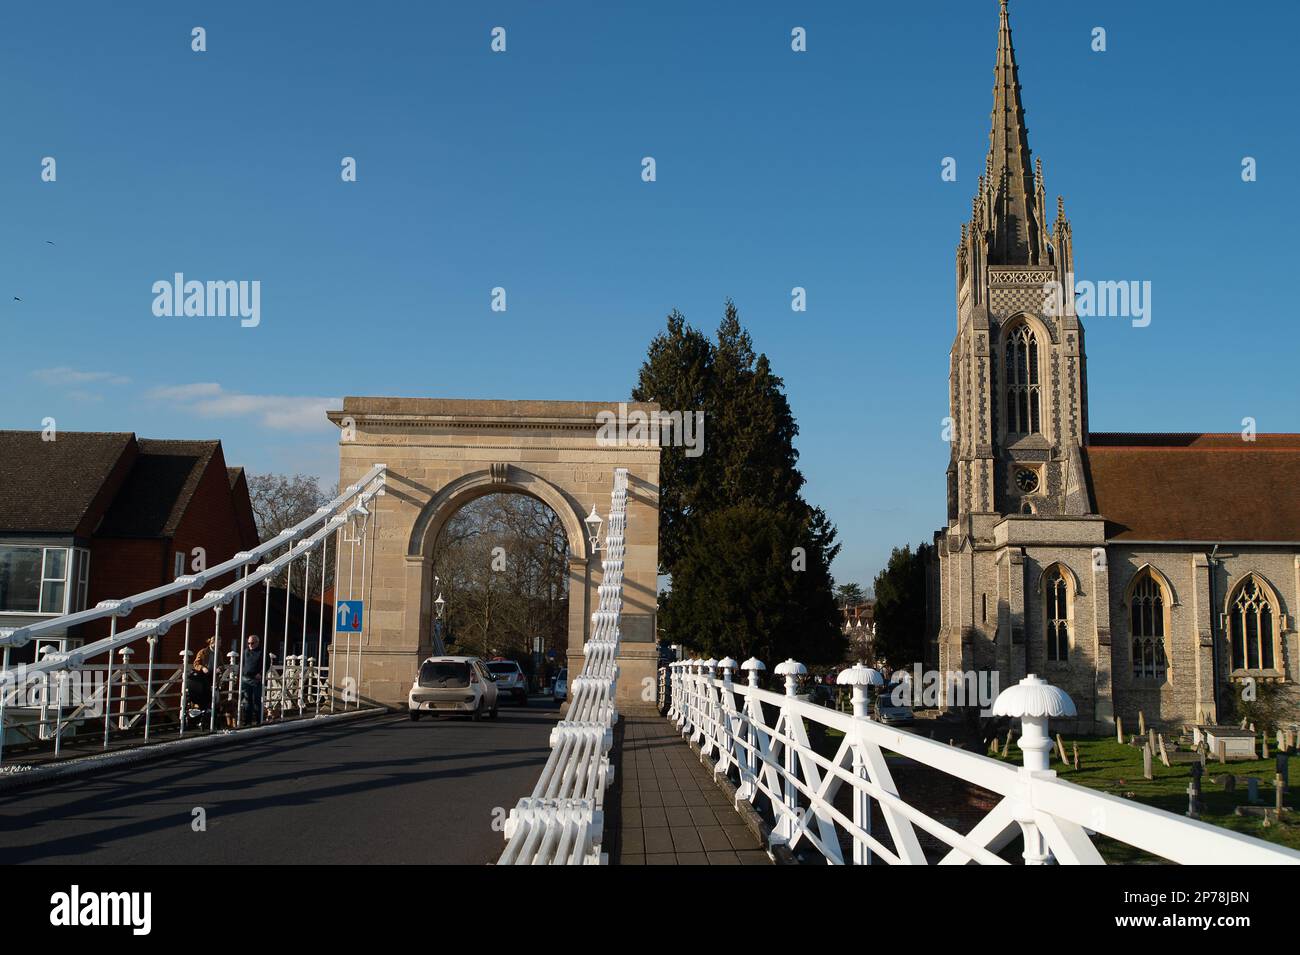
top-left (407, 466), bottom-right (589, 562)
top-left (1121, 563), bottom-right (1178, 609)
top-left (327, 396), bottom-right (660, 709)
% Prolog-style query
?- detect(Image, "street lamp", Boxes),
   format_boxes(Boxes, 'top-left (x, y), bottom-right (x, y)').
top-left (434, 593), bottom-right (445, 619)
top-left (584, 504), bottom-right (604, 554)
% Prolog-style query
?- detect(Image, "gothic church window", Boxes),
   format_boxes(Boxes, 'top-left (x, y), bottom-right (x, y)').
top-left (1227, 575), bottom-right (1280, 672)
top-left (1005, 324), bottom-right (1041, 435)
top-left (1044, 565), bottom-right (1070, 662)
top-left (1129, 571), bottom-right (1168, 682)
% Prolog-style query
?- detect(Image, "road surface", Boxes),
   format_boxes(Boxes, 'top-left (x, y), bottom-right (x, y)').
top-left (0, 700), bottom-right (558, 865)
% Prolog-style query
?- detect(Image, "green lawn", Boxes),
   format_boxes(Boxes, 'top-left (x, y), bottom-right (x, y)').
top-left (988, 735), bottom-right (1300, 861)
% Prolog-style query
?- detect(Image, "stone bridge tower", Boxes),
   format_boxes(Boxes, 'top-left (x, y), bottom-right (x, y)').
top-left (327, 397), bottom-right (661, 710)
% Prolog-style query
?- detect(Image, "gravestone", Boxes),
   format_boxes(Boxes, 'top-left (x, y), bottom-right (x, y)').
top-left (1139, 711), bottom-right (1146, 735)
top-left (1248, 777), bottom-right (1261, 805)
top-left (1056, 733), bottom-right (1068, 764)
top-left (1187, 762), bottom-right (1203, 818)
top-left (1142, 744), bottom-right (1153, 780)
top-left (1158, 734), bottom-right (1170, 768)
top-left (1277, 750), bottom-right (1290, 789)
top-left (1073, 742), bottom-right (1081, 771)
top-left (1116, 716), bottom-right (1124, 744)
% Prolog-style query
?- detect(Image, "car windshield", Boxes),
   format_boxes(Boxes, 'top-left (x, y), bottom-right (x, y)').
top-left (418, 661), bottom-right (471, 688)
top-left (486, 662), bottom-right (519, 675)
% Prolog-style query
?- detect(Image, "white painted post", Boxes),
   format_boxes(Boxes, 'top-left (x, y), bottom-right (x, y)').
top-left (991, 674), bottom-right (1077, 865)
top-left (773, 658), bottom-right (807, 843)
top-left (838, 663), bottom-right (884, 865)
top-left (700, 659), bottom-right (717, 753)
top-left (116, 646), bottom-right (134, 731)
top-left (144, 635), bottom-right (158, 742)
top-left (738, 657), bottom-right (766, 802)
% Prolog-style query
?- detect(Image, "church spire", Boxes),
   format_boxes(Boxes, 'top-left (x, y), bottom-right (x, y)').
top-left (983, 0), bottom-right (1041, 265)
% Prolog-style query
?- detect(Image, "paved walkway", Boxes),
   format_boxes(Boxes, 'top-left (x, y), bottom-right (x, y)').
top-left (607, 712), bottom-right (770, 865)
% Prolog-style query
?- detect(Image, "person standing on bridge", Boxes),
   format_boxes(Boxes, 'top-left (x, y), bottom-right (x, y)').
top-left (241, 634), bottom-right (264, 725)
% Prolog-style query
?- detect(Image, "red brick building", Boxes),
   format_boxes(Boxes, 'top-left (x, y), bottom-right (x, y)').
top-left (0, 431), bottom-right (262, 672)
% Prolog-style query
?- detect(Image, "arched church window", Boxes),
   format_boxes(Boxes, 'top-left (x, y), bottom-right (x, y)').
top-left (1227, 575), bottom-right (1279, 672)
top-left (1044, 565), bottom-right (1070, 662)
top-left (1129, 571), bottom-right (1167, 682)
top-left (1005, 324), bottom-right (1041, 435)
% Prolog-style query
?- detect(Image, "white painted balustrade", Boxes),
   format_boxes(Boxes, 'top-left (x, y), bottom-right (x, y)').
top-left (666, 661), bottom-right (1300, 865)
top-left (0, 466), bottom-right (387, 767)
top-left (498, 468), bottom-right (628, 865)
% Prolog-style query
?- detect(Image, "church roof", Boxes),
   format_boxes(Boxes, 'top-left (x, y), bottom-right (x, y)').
top-left (1085, 433), bottom-right (1300, 542)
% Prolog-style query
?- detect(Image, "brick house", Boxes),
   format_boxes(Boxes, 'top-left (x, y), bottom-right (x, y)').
top-left (0, 431), bottom-right (262, 674)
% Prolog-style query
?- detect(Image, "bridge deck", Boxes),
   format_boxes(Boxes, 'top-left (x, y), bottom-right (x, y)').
top-left (607, 713), bottom-right (770, 864)
top-left (0, 702), bottom-right (557, 865)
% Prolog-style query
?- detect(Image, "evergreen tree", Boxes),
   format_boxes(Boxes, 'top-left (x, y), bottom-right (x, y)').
top-left (871, 544), bottom-right (932, 667)
top-left (633, 301), bottom-right (843, 662)
top-left (660, 503), bottom-right (842, 664)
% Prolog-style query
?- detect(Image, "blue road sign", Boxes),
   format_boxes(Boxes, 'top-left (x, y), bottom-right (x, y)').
top-left (337, 600), bottom-right (363, 633)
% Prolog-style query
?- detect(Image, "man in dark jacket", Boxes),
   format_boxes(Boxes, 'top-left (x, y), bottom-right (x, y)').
top-left (241, 634), bottom-right (264, 724)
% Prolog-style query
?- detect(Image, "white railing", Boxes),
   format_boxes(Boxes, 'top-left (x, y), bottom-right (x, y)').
top-left (497, 468), bottom-right (628, 865)
top-left (667, 659), bottom-right (1300, 865)
top-left (0, 465), bottom-right (387, 767)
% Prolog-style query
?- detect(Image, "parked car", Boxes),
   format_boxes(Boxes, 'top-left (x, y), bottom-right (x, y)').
top-left (408, 657), bottom-right (498, 721)
top-left (874, 696), bottom-right (914, 725)
top-left (553, 668), bottom-right (568, 702)
top-left (485, 658), bottom-right (528, 705)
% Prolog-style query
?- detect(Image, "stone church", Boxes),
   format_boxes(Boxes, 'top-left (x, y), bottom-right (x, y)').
top-left (927, 2), bottom-right (1300, 732)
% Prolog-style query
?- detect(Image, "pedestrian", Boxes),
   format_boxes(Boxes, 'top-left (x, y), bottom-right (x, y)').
top-left (241, 634), bottom-right (264, 724)
top-left (189, 637), bottom-right (215, 718)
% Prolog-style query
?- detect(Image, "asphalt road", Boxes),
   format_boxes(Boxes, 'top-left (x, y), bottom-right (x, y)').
top-left (0, 699), bottom-right (559, 865)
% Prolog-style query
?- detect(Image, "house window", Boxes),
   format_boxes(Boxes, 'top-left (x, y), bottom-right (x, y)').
top-left (1130, 571), bottom-right (1167, 681)
top-left (1005, 324), bottom-right (1041, 435)
top-left (1228, 575), bottom-right (1279, 672)
top-left (1044, 565), bottom-right (1070, 662)
top-left (72, 549), bottom-right (91, 613)
top-left (0, 545), bottom-right (76, 614)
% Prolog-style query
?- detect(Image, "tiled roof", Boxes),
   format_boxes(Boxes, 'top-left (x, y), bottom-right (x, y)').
top-left (0, 431), bottom-right (135, 534)
top-left (98, 440), bottom-right (220, 538)
top-left (1086, 433), bottom-right (1300, 542)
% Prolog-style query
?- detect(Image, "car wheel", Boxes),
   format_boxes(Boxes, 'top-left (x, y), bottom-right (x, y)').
top-left (490, 703), bottom-right (499, 720)
top-left (517, 691), bottom-right (528, 706)
top-left (472, 699), bottom-right (484, 722)
top-left (409, 710), bottom-right (420, 721)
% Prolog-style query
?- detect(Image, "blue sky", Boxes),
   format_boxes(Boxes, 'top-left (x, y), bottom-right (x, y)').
top-left (2, 0), bottom-right (1297, 590)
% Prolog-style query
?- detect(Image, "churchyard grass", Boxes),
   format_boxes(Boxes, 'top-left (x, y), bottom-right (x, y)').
top-left (989, 735), bottom-right (1300, 861)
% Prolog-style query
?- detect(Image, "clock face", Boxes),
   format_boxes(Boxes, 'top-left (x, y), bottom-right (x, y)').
top-left (1015, 468), bottom-right (1040, 493)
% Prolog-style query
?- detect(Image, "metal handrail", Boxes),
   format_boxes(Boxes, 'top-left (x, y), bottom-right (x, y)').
top-left (667, 661), bottom-right (1300, 865)
top-left (498, 468), bottom-right (628, 865)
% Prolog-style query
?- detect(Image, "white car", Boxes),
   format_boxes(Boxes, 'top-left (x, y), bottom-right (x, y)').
top-left (408, 656), bottom-right (498, 721)
top-left (485, 659), bottom-right (528, 705)
top-left (553, 668), bottom-right (568, 702)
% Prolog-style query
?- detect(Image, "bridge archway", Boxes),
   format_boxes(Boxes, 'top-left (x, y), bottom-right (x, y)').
top-left (327, 397), bottom-right (660, 709)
